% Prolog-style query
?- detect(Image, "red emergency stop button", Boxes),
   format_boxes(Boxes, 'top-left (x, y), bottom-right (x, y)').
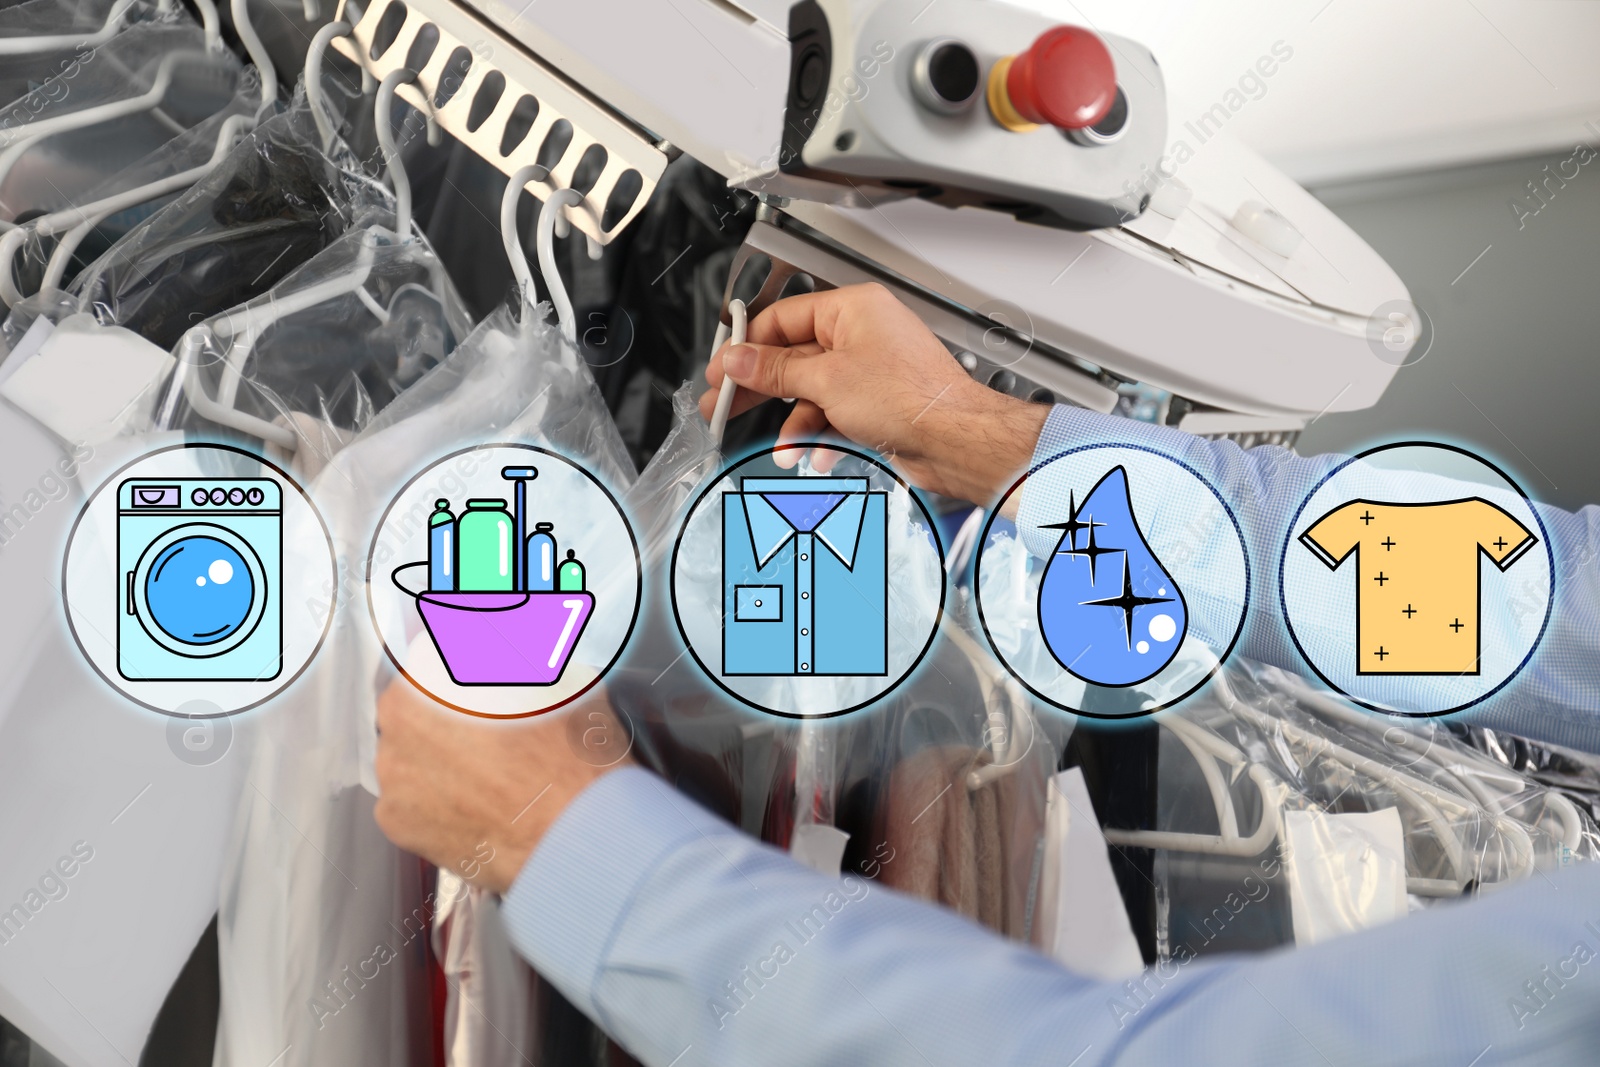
top-left (988, 26), bottom-right (1116, 133)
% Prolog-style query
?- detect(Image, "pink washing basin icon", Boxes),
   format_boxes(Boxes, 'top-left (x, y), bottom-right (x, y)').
top-left (414, 590), bottom-right (594, 686)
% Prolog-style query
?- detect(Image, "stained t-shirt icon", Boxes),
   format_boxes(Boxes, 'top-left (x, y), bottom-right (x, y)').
top-left (1299, 497), bottom-right (1535, 675)
top-left (1038, 466), bottom-right (1188, 687)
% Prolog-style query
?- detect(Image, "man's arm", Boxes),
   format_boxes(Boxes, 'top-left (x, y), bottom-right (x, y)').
top-left (498, 763), bottom-right (1600, 1067)
top-left (370, 685), bottom-right (1600, 1067)
top-left (708, 284), bottom-right (1600, 751)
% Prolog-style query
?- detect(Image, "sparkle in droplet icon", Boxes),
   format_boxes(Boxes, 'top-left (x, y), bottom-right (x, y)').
top-left (1038, 466), bottom-right (1189, 687)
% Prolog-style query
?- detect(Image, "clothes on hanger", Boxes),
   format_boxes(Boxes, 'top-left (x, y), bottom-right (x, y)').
top-left (1130, 658), bottom-right (1600, 961)
top-left (69, 88), bottom-right (380, 348)
top-left (0, 15), bottom-right (235, 226)
top-left (213, 296), bottom-right (635, 1067)
top-left (156, 224), bottom-right (472, 449)
top-left (1, 72), bottom-right (259, 304)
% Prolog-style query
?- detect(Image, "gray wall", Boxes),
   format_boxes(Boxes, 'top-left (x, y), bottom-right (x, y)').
top-left (1297, 149), bottom-right (1600, 514)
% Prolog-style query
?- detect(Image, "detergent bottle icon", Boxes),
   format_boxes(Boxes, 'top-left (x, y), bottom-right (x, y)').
top-left (428, 499), bottom-right (455, 591)
top-left (526, 523), bottom-right (558, 591)
top-left (457, 499), bottom-right (515, 591)
top-left (558, 550), bottom-right (586, 592)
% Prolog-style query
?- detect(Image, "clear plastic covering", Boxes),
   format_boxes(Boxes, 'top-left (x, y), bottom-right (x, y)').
top-left (1, 71), bottom-right (259, 305)
top-left (0, 14), bottom-right (235, 223)
top-left (153, 224), bottom-right (474, 471)
top-left (69, 88), bottom-right (386, 349)
top-left (1139, 659), bottom-right (1600, 960)
top-left (0, 0), bottom-right (159, 107)
top-left (213, 302), bottom-right (635, 1067)
top-left (1463, 725), bottom-right (1600, 828)
top-left (622, 390), bottom-right (1054, 915)
top-left (1, 20), bottom-right (1596, 1064)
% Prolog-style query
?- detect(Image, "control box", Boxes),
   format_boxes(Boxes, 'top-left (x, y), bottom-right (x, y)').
top-left (775, 0), bottom-right (1168, 229)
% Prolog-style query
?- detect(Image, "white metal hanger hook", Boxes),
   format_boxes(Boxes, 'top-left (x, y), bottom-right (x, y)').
top-left (500, 163), bottom-right (547, 314)
top-left (374, 69), bottom-right (443, 243)
top-left (306, 20), bottom-right (353, 151)
top-left (535, 187), bottom-right (601, 347)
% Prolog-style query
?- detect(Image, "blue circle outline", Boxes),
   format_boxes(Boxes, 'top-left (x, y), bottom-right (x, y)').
top-left (974, 441), bottom-right (1252, 720)
top-left (60, 442), bottom-right (334, 720)
top-left (1277, 441), bottom-right (1555, 718)
top-left (668, 442), bottom-right (948, 721)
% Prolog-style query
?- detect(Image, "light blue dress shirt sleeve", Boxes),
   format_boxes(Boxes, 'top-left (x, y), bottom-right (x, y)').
top-left (1020, 405), bottom-right (1600, 753)
top-left (503, 766), bottom-right (1600, 1067)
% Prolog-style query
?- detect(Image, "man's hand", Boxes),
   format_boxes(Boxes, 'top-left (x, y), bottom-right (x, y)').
top-left (699, 282), bottom-right (1048, 506)
top-left (373, 681), bottom-right (634, 895)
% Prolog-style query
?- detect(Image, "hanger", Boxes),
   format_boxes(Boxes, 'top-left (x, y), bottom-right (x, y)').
top-left (0, 114), bottom-right (254, 304)
top-left (706, 297), bottom-right (746, 444)
top-left (534, 185), bottom-right (602, 349)
top-left (1100, 709), bottom-right (1286, 859)
top-left (192, 0), bottom-right (222, 52)
top-left (500, 163), bottom-right (546, 312)
top-left (230, 0), bottom-right (277, 116)
top-left (306, 19), bottom-right (354, 150)
top-left (374, 68), bottom-right (443, 244)
top-left (1102, 667), bottom-right (1553, 897)
top-left (175, 71), bottom-right (449, 452)
top-left (175, 326), bottom-right (299, 449)
top-left (1288, 673), bottom-right (1584, 856)
top-left (0, 0), bottom-right (139, 56)
top-left (500, 177), bottom-right (601, 348)
top-left (0, 50), bottom-right (239, 192)
top-left (931, 614), bottom-right (1040, 790)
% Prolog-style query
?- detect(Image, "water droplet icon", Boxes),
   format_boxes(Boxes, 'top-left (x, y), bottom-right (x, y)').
top-left (1037, 466), bottom-right (1188, 687)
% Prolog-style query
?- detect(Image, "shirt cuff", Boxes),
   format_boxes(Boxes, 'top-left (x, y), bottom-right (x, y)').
top-left (499, 765), bottom-right (720, 1018)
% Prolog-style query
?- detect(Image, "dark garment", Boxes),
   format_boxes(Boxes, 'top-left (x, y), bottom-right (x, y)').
top-left (71, 101), bottom-right (372, 349)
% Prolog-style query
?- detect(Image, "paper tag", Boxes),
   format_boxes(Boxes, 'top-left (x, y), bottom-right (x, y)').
top-left (1284, 807), bottom-right (1408, 945)
top-left (1040, 767), bottom-right (1144, 980)
top-left (790, 823), bottom-right (851, 877)
top-left (0, 314), bottom-right (172, 446)
top-left (0, 314), bottom-right (56, 387)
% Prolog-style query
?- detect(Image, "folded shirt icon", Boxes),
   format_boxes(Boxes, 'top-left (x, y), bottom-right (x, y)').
top-left (721, 477), bottom-right (888, 678)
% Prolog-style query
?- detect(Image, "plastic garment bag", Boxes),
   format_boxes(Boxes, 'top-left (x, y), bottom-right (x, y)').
top-left (520, 389), bottom-right (1049, 1065)
top-left (153, 224), bottom-right (473, 474)
top-left (0, 0), bottom-right (159, 108)
top-left (68, 87), bottom-right (384, 349)
top-left (1142, 658), bottom-right (1600, 961)
top-left (212, 303), bottom-right (634, 1067)
top-left (0, 422), bottom-right (259, 1067)
top-left (1, 71), bottom-right (260, 304)
top-left (1465, 725), bottom-right (1600, 829)
top-left (0, 14), bottom-right (236, 225)
top-left (432, 870), bottom-right (537, 1067)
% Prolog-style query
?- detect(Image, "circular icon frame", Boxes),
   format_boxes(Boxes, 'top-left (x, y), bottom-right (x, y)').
top-left (974, 442), bottom-right (1251, 720)
top-left (61, 442), bottom-right (336, 719)
top-left (366, 443), bottom-right (643, 719)
top-left (669, 443), bottom-right (947, 720)
top-left (1278, 441), bottom-right (1554, 718)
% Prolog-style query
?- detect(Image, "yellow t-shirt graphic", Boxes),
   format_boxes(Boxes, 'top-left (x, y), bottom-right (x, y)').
top-left (1300, 499), bottom-right (1536, 675)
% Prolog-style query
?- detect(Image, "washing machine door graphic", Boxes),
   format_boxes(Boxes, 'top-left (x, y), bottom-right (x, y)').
top-left (131, 524), bottom-right (269, 658)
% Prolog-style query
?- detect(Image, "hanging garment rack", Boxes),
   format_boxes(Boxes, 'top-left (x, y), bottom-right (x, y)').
top-left (329, 0), bottom-right (669, 246)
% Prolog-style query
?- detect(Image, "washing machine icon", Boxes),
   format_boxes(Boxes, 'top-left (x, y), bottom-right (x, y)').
top-left (117, 478), bottom-right (282, 682)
